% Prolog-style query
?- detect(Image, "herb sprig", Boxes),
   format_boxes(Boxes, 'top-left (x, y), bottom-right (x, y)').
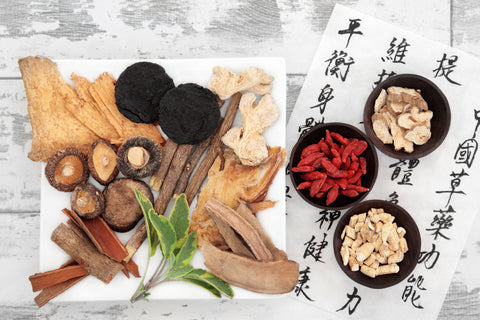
top-left (130, 190), bottom-right (234, 302)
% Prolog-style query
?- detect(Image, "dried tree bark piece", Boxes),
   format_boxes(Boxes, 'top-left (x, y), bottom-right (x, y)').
top-left (51, 222), bottom-right (124, 284)
top-left (34, 274), bottom-right (88, 308)
top-left (209, 214), bottom-right (254, 259)
top-left (154, 143), bottom-right (194, 214)
top-left (150, 139), bottom-right (178, 191)
top-left (62, 208), bottom-right (128, 262)
top-left (201, 242), bottom-right (299, 294)
top-left (185, 92), bottom-right (242, 204)
top-left (29, 265), bottom-right (88, 292)
top-left (236, 202), bottom-right (287, 261)
top-left (205, 198), bottom-right (273, 262)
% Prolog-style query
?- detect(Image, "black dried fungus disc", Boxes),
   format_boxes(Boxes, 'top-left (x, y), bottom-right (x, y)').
top-left (158, 83), bottom-right (221, 145)
top-left (115, 62), bottom-right (175, 124)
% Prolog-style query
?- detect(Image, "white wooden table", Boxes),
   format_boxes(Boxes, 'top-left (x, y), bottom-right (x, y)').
top-left (1, 0), bottom-right (479, 318)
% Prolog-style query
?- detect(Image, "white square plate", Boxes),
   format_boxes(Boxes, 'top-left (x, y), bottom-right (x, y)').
top-left (39, 57), bottom-right (286, 301)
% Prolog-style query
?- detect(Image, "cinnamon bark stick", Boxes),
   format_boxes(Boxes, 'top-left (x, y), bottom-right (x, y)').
top-left (173, 132), bottom-right (215, 196)
top-left (150, 139), bottom-right (178, 191)
top-left (184, 92), bottom-right (242, 204)
top-left (51, 222), bottom-right (124, 284)
top-left (62, 208), bottom-right (128, 262)
top-left (154, 143), bottom-right (194, 214)
top-left (29, 265), bottom-right (88, 292)
top-left (34, 274), bottom-right (88, 308)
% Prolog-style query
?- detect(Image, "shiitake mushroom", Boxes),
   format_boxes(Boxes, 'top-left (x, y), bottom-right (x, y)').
top-left (115, 62), bottom-right (175, 124)
top-left (88, 139), bottom-right (119, 185)
top-left (116, 136), bottom-right (162, 179)
top-left (45, 147), bottom-right (89, 192)
top-left (70, 183), bottom-right (105, 219)
top-left (102, 178), bottom-right (154, 232)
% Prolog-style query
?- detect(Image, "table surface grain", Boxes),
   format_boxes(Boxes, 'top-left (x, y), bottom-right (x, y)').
top-left (1, 0), bottom-right (480, 319)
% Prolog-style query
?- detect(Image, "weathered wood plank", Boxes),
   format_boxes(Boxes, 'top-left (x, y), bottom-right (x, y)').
top-left (452, 0), bottom-right (480, 55)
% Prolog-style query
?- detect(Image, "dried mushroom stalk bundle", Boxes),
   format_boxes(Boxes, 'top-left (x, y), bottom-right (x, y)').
top-left (340, 208), bottom-right (409, 278)
top-left (372, 86), bottom-right (433, 153)
top-left (208, 66), bottom-right (274, 100)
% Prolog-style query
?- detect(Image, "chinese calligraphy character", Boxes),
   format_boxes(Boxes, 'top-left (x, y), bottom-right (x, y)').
top-left (298, 117), bottom-right (323, 137)
top-left (389, 191), bottom-right (399, 204)
top-left (435, 169), bottom-right (468, 206)
top-left (336, 287), bottom-right (361, 315)
top-left (381, 37), bottom-right (410, 64)
top-left (454, 109), bottom-right (480, 168)
top-left (426, 206), bottom-right (455, 240)
top-left (303, 233), bottom-right (328, 263)
top-left (389, 159), bottom-right (419, 186)
top-left (433, 53), bottom-right (461, 85)
top-left (402, 274), bottom-right (426, 309)
top-left (418, 243), bottom-right (440, 269)
top-left (311, 84), bottom-right (334, 115)
top-left (373, 69), bottom-right (396, 88)
top-left (338, 18), bottom-right (363, 48)
top-left (286, 186), bottom-right (292, 199)
top-left (295, 266), bottom-right (314, 301)
top-left (315, 209), bottom-right (341, 231)
top-left (325, 50), bottom-right (355, 82)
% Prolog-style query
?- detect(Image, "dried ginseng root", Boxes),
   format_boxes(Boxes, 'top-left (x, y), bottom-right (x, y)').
top-left (339, 208), bottom-right (409, 278)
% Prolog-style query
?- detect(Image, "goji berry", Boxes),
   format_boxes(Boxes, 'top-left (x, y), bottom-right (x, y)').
top-left (315, 192), bottom-right (326, 198)
top-left (359, 156), bottom-right (367, 175)
top-left (296, 181), bottom-right (313, 190)
top-left (336, 178), bottom-right (348, 189)
top-left (292, 166), bottom-right (315, 173)
top-left (326, 184), bottom-right (339, 205)
top-left (298, 152), bottom-right (323, 166)
top-left (346, 184), bottom-right (369, 193)
top-left (301, 171), bottom-right (327, 181)
top-left (312, 156), bottom-right (324, 169)
top-left (340, 189), bottom-right (359, 197)
top-left (352, 140), bottom-right (368, 156)
top-left (301, 144), bottom-right (321, 159)
top-left (310, 177), bottom-right (326, 197)
top-left (331, 132), bottom-right (349, 145)
top-left (318, 140), bottom-right (331, 157)
top-left (341, 140), bottom-right (358, 163)
top-left (332, 157), bottom-right (342, 169)
top-left (347, 170), bottom-right (363, 183)
top-left (325, 129), bottom-right (334, 149)
top-left (349, 161), bottom-right (359, 171)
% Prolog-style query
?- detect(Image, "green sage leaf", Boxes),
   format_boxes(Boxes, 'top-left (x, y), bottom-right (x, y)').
top-left (182, 269), bottom-right (234, 298)
top-left (174, 232), bottom-right (197, 269)
top-left (148, 210), bottom-right (176, 258)
top-left (166, 264), bottom-right (194, 279)
top-left (181, 278), bottom-right (221, 298)
top-left (134, 189), bottom-right (158, 257)
top-left (168, 194), bottom-right (190, 250)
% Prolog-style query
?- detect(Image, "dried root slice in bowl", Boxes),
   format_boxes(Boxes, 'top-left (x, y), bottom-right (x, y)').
top-left (116, 136), bottom-right (162, 179)
top-left (45, 147), bottom-right (89, 192)
top-left (70, 183), bottom-right (105, 219)
top-left (88, 139), bottom-right (119, 185)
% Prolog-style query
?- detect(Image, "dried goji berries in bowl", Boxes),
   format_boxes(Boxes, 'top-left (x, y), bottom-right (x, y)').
top-left (332, 200), bottom-right (421, 289)
top-left (364, 74), bottom-right (451, 160)
top-left (289, 122), bottom-right (378, 210)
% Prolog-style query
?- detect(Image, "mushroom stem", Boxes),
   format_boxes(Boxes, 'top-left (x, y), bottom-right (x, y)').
top-left (61, 163), bottom-right (75, 177)
top-left (127, 147), bottom-right (150, 169)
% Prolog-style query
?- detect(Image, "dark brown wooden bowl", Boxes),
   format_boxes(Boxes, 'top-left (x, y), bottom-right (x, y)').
top-left (289, 122), bottom-right (378, 210)
top-left (333, 200), bottom-right (421, 289)
top-left (364, 74), bottom-right (450, 160)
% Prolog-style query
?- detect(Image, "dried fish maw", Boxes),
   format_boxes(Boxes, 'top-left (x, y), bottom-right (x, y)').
top-left (88, 73), bottom-right (165, 146)
top-left (190, 146), bottom-right (286, 249)
top-left (18, 56), bottom-right (100, 161)
top-left (201, 242), bottom-right (299, 294)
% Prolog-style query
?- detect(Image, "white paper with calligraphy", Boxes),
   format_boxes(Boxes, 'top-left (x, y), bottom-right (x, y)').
top-left (286, 4), bottom-right (480, 319)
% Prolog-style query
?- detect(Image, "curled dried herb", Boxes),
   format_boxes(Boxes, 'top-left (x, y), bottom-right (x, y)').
top-left (130, 190), bottom-right (234, 302)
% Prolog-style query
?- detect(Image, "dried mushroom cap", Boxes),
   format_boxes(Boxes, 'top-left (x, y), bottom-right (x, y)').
top-left (158, 83), bottom-right (221, 145)
top-left (88, 139), bottom-right (119, 185)
top-left (102, 178), bottom-right (154, 232)
top-left (45, 147), bottom-right (89, 192)
top-left (115, 61), bottom-right (175, 123)
top-left (70, 183), bottom-right (105, 219)
top-left (117, 136), bottom-right (162, 179)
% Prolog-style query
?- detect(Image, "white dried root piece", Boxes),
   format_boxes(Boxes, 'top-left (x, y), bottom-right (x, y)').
top-left (208, 66), bottom-right (274, 100)
top-left (371, 86), bottom-right (433, 152)
top-left (339, 208), bottom-right (409, 277)
top-left (222, 93), bottom-right (279, 166)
